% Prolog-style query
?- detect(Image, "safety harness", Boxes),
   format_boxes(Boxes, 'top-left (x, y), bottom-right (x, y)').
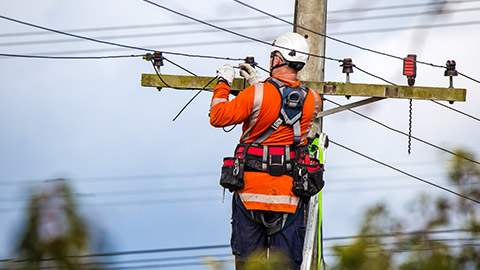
top-left (220, 77), bottom-right (324, 235)
top-left (236, 78), bottom-right (311, 235)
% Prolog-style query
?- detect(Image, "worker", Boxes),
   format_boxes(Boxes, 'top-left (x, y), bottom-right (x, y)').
top-left (210, 32), bottom-right (324, 269)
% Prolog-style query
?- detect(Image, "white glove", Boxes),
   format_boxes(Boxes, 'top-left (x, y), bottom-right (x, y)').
top-left (238, 63), bottom-right (262, 85)
top-left (216, 64), bottom-right (235, 86)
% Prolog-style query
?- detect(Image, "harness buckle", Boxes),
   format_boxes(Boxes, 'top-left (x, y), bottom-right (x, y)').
top-left (267, 151), bottom-right (286, 176)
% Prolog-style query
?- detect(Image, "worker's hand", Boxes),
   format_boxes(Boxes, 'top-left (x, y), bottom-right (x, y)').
top-left (238, 63), bottom-right (262, 85)
top-left (216, 64), bottom-right (235, 86)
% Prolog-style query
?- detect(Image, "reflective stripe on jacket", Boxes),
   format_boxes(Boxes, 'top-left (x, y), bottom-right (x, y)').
top-left (210, 77), bottom-right (321, 213)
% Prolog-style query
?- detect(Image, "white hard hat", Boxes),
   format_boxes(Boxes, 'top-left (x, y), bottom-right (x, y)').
top-left (271, 32), bottom-right (310, 65)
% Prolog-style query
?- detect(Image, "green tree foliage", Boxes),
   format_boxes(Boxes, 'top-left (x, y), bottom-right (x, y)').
top-left (10, 179), bottom-right (91, 269)
top-left (330, 149), bottom-right (480, 270)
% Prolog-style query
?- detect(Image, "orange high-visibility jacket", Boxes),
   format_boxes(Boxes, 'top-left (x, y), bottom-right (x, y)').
top-left (210, 77), bottom-right (321, 213)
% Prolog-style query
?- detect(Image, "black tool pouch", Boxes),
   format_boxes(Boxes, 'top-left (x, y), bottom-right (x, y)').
top-left (220, 157), bottom-right (245, 192)
top-left (292, 159), bottom-right (324, 197)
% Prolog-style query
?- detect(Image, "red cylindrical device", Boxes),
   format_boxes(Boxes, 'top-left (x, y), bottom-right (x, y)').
top-left (403, 54), bottom-right (416, 77)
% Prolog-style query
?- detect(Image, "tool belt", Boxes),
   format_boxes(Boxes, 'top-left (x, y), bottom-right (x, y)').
top-left (220, 143), bottom-right (324, 196)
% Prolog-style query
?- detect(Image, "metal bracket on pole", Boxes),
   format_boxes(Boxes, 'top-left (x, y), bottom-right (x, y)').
top-left (316, 97), bottom-right (385, 119)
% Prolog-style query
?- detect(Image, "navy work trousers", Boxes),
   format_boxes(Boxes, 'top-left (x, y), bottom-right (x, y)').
top-left (230, 194), bottom-right (305, 270)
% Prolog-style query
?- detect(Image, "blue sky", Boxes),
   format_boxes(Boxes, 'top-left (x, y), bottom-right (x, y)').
top-left (1, 0), bottom-right (479, 269)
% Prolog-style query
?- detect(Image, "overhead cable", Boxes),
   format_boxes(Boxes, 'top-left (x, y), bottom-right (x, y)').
top-left (0, 14), bottom-right (245, 62)
top-left (141, 0), bottom-right (342, 63)
top-left (458, 71), bottom-right (480, 84)
top-left (103, 261), bottom-right (232, 270)
top-left (0, 52), bottom-right (143, 60)
top-left (354, 65), bottom-right (397, 85)
top-left (0, 23), bottom-right (286, 48)
top-left (0, 16), bottom-right (289, 38)
top-left (0, 14), bottom-right (150, 52)
top-left (4, 11), bottom-right (479, 45)
top-left (5, 19), bottom-right (480, 48)
top-left (234, 0), bottom-right (480, 84)
top-left (329, 20), bottom-right (480, 36)
top-left (328, 7), bottom-right (480, 24)
top-left (1, 37), bottom-right (277, 60)
top-left (330, 139), bottom-right (480, 204)
top-left (72, 253), bottom-right (233, 268)
top-left (324, 98), bottom-right (480, 166)
top-left (3, 228), bottom-right (476, 264)
top-left (233, 0), bottom-right (446, 69)
top-left (0, 244), bottom-right (231, 263)
top-left (328, 0), bottom-right (480, 14)
top-left (4, 179), bottom-right (475, 207)
top-left (3, 0), bottom-right (480, 39)
top-left (431, 100), bottom-right (480, 122)
top-left (325, 228), bottom-right (477, 242)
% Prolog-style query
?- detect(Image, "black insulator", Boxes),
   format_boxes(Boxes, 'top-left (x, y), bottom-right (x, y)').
top-left (340, 58), bottom-right (355, 74)
top-left (444, 60), bottom-right (458, 77)
top-left (153, 51), bottom-right (164, 67)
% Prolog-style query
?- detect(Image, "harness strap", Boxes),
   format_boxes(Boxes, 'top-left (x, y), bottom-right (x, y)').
top-left (253, 78), bottom-right (307, 146)
top-left (293, 121), bottom-right (301, 145)
top-left (262, 146), bottom-right (268, 171)
top-left (235, 193), bottom-right (302, 236)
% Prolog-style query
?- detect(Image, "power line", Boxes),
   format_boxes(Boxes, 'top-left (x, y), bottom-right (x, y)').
top-left (3, 177), bottom-right (470, 205)
top-left (0, 160), bottom-right (454, 185)
top-left (0, 195), bottom-right (226, 214)
top-left (5, 6), bottom-right (480, 48)
top-left (328, 20), bottom-right (480, 36)
top-left (0, 23), bottom-right (286, 48)
top-left (0, 14), bottom-right (246, 62)
top-left (329, 139), bottom-right (480, 204)
top-left (325, 228), bottom-right (476, 242)
top-left (1, 37), bottom-right (269, 60)
top-left (324, 98), bottom-right (480, 166)
top-left (235, 0), bottom-right (480, 84)
top-left (327, 0), bottom-right (480, 14)
top-left (327, 7), bottom-right (480, 24)
top-left (354, 65), bottom-right (397, 85)
top-left (79, 253), bottom-right (233, 268)
top-left (3, 228), bottom-right (476, 264)
top-left (233, 0), bottom-right (451, 70)
top-left (0, 16), bottom-right (290, 38)
top-left (0, 52), bottom-right (144, 60)
top-left (6, 179), bottom-right (479, 212)
top-left (27, 255), bottom-right (234, 270)
top-left (4, 19), bottom-right (480, 51)
top-left (431, 100), bottom-right (480, 122)
top-left (102, 260), bottom-right (233, 270)
top-left (458, 71), bottom-right (480, 84)
top-left (141, 0), bottom-right (342, 63)
top-left (0, 171), bottom-right (219, 186)
top-left (0, 15), bottom-right (151, 52)
top-left (4, 1), bottom-right (478, 39)
top-left (0, 244), bottom-right (231, 263)
top-left (6, 16), bottom-right (479, 60)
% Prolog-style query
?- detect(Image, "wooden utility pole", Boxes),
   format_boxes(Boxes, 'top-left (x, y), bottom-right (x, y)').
top-left (294, 0), bottom-right (327, 269)
top-left (294, 0), bottom-right (327, 137)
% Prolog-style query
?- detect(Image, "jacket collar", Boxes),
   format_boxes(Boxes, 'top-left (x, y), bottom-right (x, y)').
top-left (269, 76), bottom-right (300, 87)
